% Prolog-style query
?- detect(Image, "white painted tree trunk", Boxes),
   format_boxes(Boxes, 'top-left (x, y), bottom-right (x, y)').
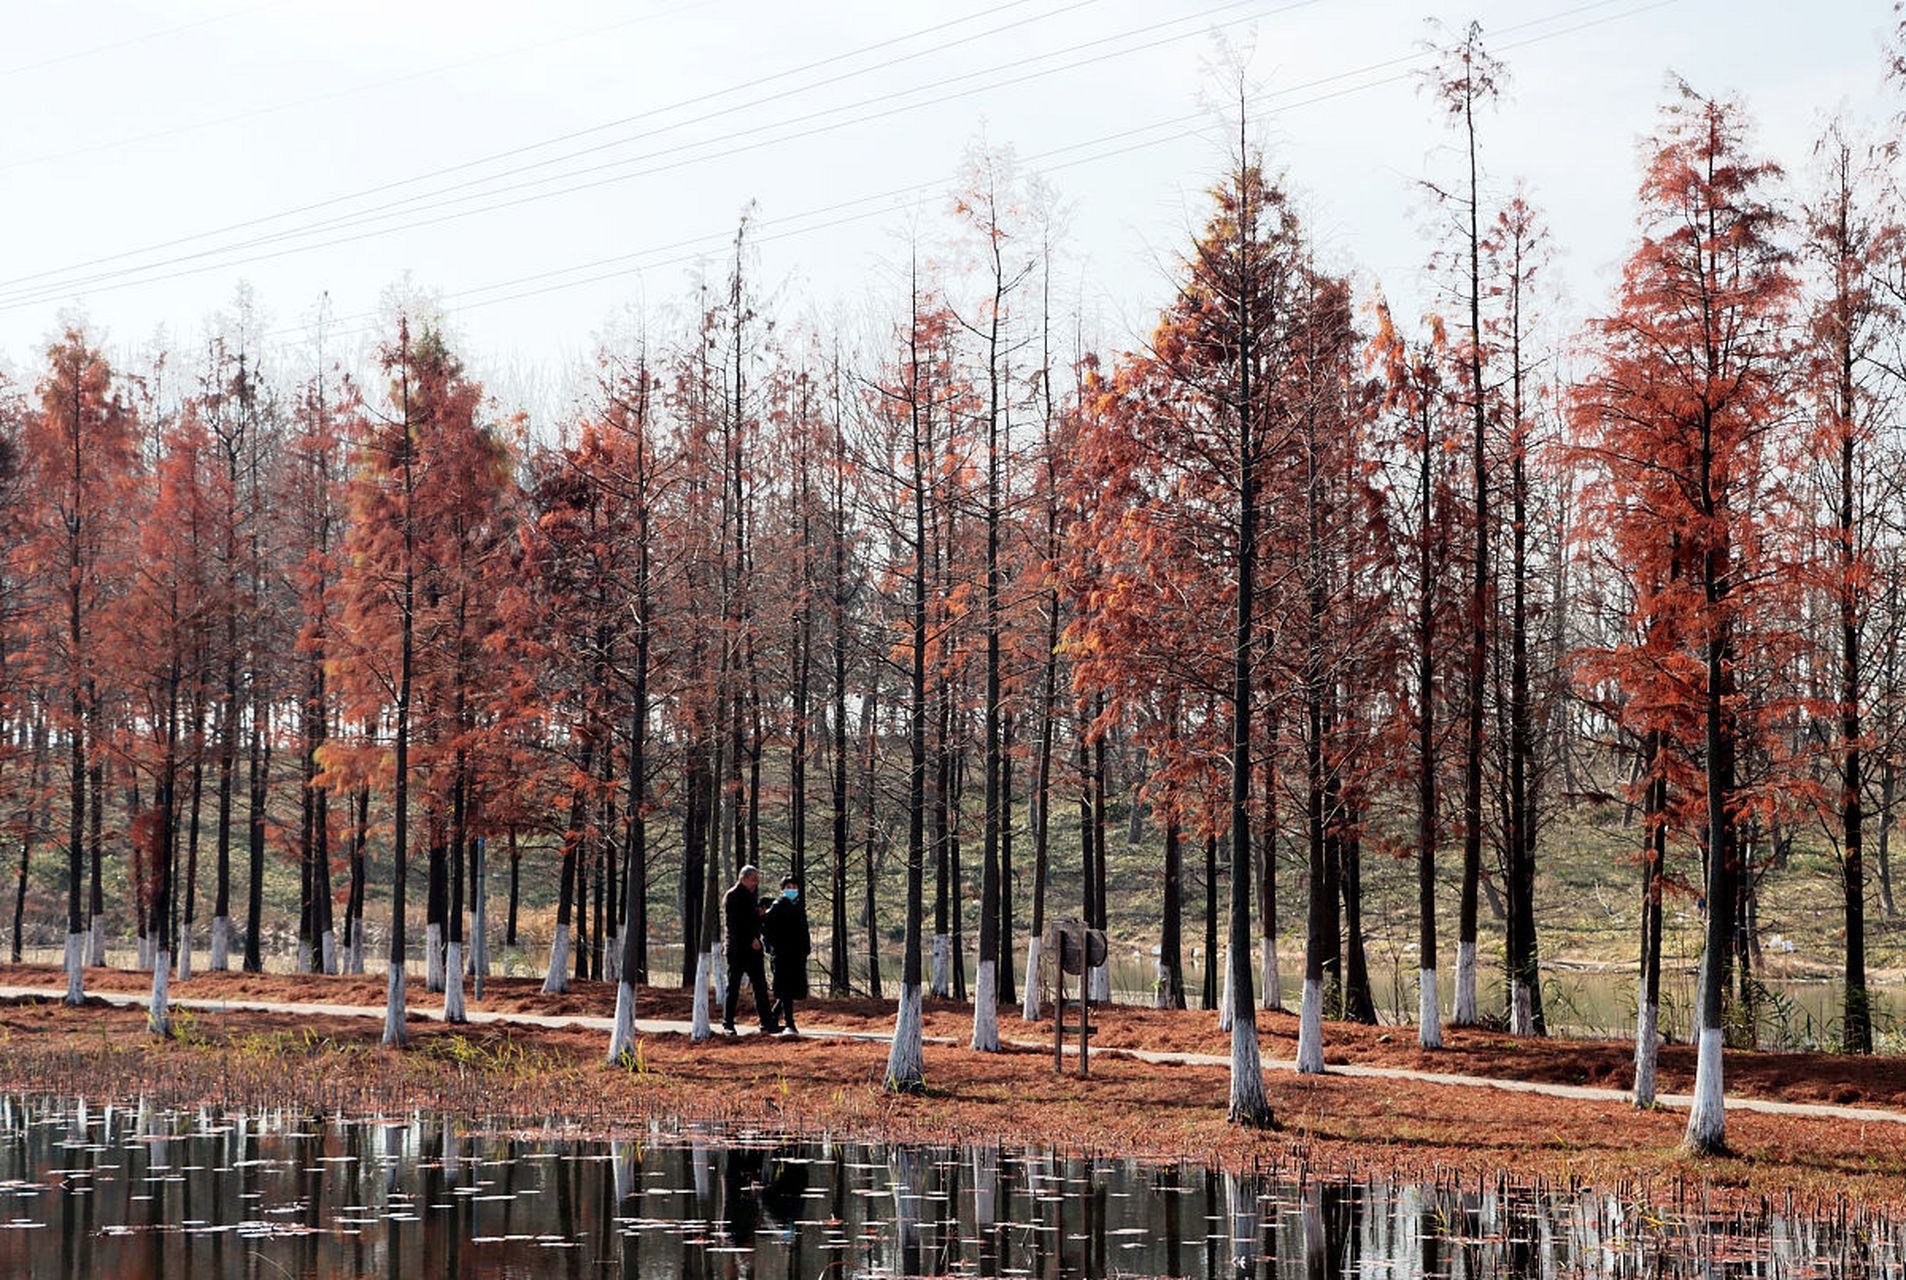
top-left (1020, 936), bottom-right (1041, 1021)
top-left (1452, 939), bottom-right (1477, 1025)
top-left (711, 941), bottom-right (727, 1005)
top-left (425, 922), bottom-right (445, 993)
top-left (148, 951), bottom-right (171, 1038)
top-left (886, 983), bottom-right (925, 1091)
top-left (1153, 960), bottom-right (1171, 1009)
top-left (63, 932), bottom-right (85, 1005)
top-left (605, 932), bottom-right (620, 984)
top-left (690, 951), bottom-right (713, 1041)
top-left (971, 959), bottom-right (999, 1051)
top-left (1296, 975), bottom-right (1326, 1073)
top-left (1418, 968), bottom-right (1442, 1050)
top-left (382, 962), bottom-right (407, 1046)
top-left (346, 921), bottom-right (364, 975)
top-left (1260, 933), bottom-right (1281, 1011)
top-left (1510, 979), bottom-right (1534, 1037)
top-left (1683, 1026), bottom-right (1726, 1152)
top-left (929, 934), bottom-right (951, 998)
top-left (1633, 998), bottom-right (1659, 1108)
top-left (443, 942), bottom-right (466, 1023)
top-left (1227, 1003), bottom-right (1271, 1124)
top-left (541, 923), bottom-right (571, 995)
top-left (176, 937), bottom-right (192, 983)
top-left (297, 940), bottom-right (313, 974)
top-left (137, 933), bottom-right (152, 971)
top-left (319, 930), bottom-right (337, 977)
top-left (607, 979), bottom-right (638, 1063)
top-left (210, 916), bottom-right (230, 971)
top-left (1218, 946), bottom-right (1234, 1032)
top-left (1088, 962), bottom-right (1110, 1004)
top-left (88, 916), bottom-right (105, 967)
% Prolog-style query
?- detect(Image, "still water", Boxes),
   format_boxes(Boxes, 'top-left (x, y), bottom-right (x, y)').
top-left (0, 1097), bottom-right (1896, 1278)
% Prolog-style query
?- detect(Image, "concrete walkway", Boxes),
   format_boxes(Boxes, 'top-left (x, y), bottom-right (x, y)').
top-left (3, 984), bottom-right (1901, 1127)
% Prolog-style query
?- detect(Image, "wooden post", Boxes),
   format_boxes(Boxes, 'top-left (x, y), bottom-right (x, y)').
top-left (1053, 930), bottom-right (1065, 1072)
top-left (1077, 953), bottom-right (1090, 1077)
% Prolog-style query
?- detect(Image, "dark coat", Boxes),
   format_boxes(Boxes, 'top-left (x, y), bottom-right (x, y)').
top-left (723, 882), bottom-right (763, 954)
top-left (761, 894), bottom-right (811, 1000)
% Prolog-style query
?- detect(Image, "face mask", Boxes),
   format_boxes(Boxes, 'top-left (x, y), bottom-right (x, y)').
top-left (783, 889), bottom-right (799, 901)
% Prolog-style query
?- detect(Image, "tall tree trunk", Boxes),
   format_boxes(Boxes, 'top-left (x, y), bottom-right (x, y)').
top-left (1634, 730), bottom-right (1668, 1107)
top-left (1203, 831), bottom-right (1219, 1013)
top-left (180, 711), bottom-right (203, 981)
top-left (1023, 258), bottom-right (1062, 1024)
top-left (1686, 503), bottom-right (1736, 1154)
top-left (12, 720), bottom-right (47, 966)
top-left (679, 753), bottom-right (708, 988)
top-left (1506, 238), bottom-right (1542, 1039)
top-left (998, 710), bottom-right (1016, 1007)
top-left (931, 653), bottom-right (952, 1001)
top-left (1415, 393), bottom-right (1441, 1047)
top-left (887, 276), bottom-right (929, 1093)
top-left (1340, 803), bottom-right (1377, 1025)
top-left (827, 377), bottom-right (852, 995)
top-left (243, 691), bottom-right (267, 972)
top-left (384, 332), bottom-right (417, 1047)
top-left (149, 669), bottom-right (179, 1038)
top-left (1226, 140), bottom-right (1271, 1127)
top-left (544, 740), bottom-right (590, 996)
top-left (64, 385), bottom-right (88, 1003)
top-left (425, 804), bottom-right (447, 992)
top-left (1160, 813), bottom-right (1185, 1009)
top-left (87, 741), bottom-right (104, 966)
top-left (1836, 309), bottom-right (1870, 1054)
top-left (1297, 420), bottom-right (1331, 1074)
top-left (1089, 726), bottom-right (1110, 1003)
top-left (1878, 759), bottom-right (1897, 919)
top-left (1454, 60), bottom-right (1490, 1032)
top-left (860, 672), bottom-right (882, 1000)
top-left (443, 748), bottom-right (468, 1024)
top-left (610, 413), bottom-right (652, 1061)
top-left (499, 825), bottom-right (517, 950)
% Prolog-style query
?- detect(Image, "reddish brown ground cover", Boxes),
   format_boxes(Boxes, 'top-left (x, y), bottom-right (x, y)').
top-left (6, 963), bottom-right (1902, 1108)
top-left (0, 963), bottom-right (1900, 1206)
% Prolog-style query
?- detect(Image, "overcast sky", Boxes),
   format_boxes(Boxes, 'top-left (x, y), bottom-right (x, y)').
top-left (1, 0), bottom-right (1897, 412)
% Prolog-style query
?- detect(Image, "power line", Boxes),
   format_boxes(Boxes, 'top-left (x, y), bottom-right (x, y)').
top-left (0, 0), bottom-right (1070, 292)
top-left (0, 0), bottom-right (1303, 310)
top-left (0, 0), bottom-right (718, 174)
top-left (0, 0), bottom-right (292, 78)
top-left (291, 0), bottom-right (1679, 350)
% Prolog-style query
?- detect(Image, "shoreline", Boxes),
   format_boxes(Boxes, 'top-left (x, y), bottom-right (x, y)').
top-left (0, 964), bottom-right (1902, 1208)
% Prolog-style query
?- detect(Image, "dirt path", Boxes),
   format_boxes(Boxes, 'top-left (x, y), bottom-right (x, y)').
top-left (8, 982), bottom-right (1902, 1129)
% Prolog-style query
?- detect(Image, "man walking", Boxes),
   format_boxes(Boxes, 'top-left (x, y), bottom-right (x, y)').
top-left (722, 865), bottom-right (777, 1035)
top-left (762, 875), bottom-right (812, 1035)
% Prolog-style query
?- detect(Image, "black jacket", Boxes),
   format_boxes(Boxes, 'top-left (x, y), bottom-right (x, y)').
top-left (761, 895), bottom-right (811, 962)
top-left (723, 882), bottom-right (763, 953)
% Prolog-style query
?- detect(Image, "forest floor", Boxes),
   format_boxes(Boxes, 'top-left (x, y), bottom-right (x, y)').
top-left (0, 964), bottom-right (1902, 1207)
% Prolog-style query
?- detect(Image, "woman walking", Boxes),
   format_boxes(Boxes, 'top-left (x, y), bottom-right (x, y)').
top-left (762, 876), bottom-right (812, 1035)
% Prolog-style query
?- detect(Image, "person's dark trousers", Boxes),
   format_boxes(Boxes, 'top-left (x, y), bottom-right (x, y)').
top-left (724, 946), bottom-right (776, 1031)
top-left (772, 972), bottom-right (798, 1033)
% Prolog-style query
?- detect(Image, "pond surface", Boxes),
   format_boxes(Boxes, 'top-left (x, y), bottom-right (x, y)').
top-left (0, 1097), bottom-right (1895, 1278)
